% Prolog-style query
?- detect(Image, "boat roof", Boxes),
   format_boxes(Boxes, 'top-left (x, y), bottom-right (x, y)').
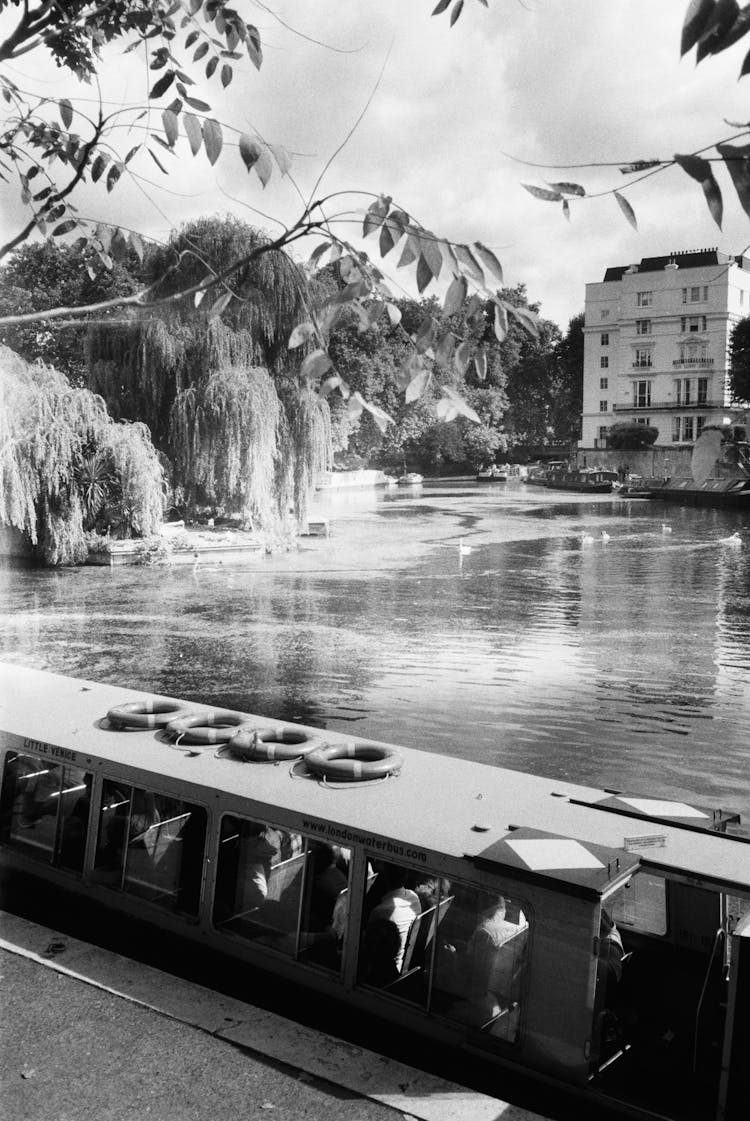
top-left (1, 664), bottom-right (748, 900)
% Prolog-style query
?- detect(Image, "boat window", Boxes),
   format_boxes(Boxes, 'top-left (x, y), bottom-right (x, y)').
top-left (92, 779), bottom-right (206, 916)
top-left (212, 816), bottom-right (351, 974)
top-left (430, 883), bottom-right (528, 1044)
top-left (607, 872), bottom-right (667, 937)
top-left (355, 861), bottom-right (528, 1044)
top-left (0, 751), bottom-right (93, 874)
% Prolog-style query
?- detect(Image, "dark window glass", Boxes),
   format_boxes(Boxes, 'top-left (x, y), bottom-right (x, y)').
top-left (0, 752), bottom-right (92, 874)
top-left (93, 779), bottom-right (206, 915)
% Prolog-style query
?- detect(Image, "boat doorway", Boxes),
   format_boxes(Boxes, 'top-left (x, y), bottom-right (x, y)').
top-left (591, 872), bottom-right (749, 1121)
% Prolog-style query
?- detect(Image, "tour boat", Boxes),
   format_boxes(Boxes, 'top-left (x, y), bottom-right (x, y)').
top-left (476, 466), bottom-right (508, 482)
top-left (1, 663), bottom-right (748, 1121)
top-left (396, 473), bottom-right (423, 486)
top-left (544, 468), bottom-right (619, 494)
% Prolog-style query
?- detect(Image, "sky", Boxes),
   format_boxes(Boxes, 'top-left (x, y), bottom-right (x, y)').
top-left (3, 0), bottom-right (750, 331)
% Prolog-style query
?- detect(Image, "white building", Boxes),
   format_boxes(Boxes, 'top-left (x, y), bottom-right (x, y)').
top-left (580, 248), bottom-right (750, 455)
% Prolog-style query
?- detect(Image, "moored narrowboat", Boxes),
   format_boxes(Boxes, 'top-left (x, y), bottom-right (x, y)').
top-left (1, 663), bottom-right (749, 1121)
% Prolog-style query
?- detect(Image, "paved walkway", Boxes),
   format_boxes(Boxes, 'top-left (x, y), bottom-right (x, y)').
top-left (0, 911), bottom-right (538, 1121)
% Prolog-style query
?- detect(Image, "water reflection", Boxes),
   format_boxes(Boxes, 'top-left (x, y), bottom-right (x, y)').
top-left (1, 482), bottom-right (749, 820)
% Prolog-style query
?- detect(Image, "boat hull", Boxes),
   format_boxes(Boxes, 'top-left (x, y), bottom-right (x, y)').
top-left (645, 476), bottom-right (750, 507)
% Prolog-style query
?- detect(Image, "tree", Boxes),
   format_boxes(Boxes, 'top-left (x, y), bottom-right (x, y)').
top-left (0, 240), bottom-right (139, 383)
top-left (0, 1), bottom-right (525, 432)
top-left (552, 312), bottom-right (584, 444)
top-left (0, 345), bottom-right (164, 564)
top-left (606, 422), bottom-right (659, 451)
top-left (729, 316), bottom-right (750, 403)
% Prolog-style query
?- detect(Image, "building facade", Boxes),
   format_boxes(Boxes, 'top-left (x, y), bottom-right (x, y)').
top-left (580, 249), bottom-right (750, 457)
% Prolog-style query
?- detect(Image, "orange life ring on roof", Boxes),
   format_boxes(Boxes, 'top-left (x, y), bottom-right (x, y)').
top-left (304, 742), bottom-right (403, 782)
top-left (106, 700), bottom-right (194, 729)
top-left (165, 710), bottom-right (253, 746)
top-left (226, 726), bottom-right (327, 762)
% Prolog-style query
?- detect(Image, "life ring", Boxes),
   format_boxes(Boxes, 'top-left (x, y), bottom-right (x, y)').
top-left (165, 710), bottom-right (253, 746)
top-left (304, 742), bottom-right (403, 782)
top-left (226, 726), bottom-right (327, 762)
top-left (106, 700), bottom-right (194, 730)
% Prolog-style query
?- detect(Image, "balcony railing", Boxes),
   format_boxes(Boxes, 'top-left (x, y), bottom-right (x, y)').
top-left (672, 358), bottom-right (714, 367)
top-left (631, 362), bottom-right (653, 369)
top-left (612, 399), bottom-right (720, 412)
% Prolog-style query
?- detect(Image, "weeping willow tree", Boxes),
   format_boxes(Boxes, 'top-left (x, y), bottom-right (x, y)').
top-left (86, 215), bottom-right (332, 536)
top-left (0, 346), bottom-right (164, 565)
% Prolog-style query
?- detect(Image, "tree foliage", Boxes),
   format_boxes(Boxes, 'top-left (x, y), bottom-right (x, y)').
top-left (729, 315), bottom-right (750, 402)
top-left (606, 422), bottom-right (660, 450)
top-left (0, 345), bottom-right (164, 564)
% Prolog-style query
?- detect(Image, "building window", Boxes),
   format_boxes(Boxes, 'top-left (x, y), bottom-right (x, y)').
top-left (633, 380), bottom-right (651, 408)
top-left (678, 344), bottom-right (708, 366)
top-left (634, 416), bottom-right (649, 426)
top-left (599, 400), bottom-right (608, 412)
top-left (696, 416), bottom-right (706, 437)
top-left (672, 416), bottom-right (682, 442)
top-left (740, 290), bottom-right (745, 306)
top-left (600, 356), bottom-right (609, 368)
top-left (636, 319), bottom-right (651, 335)
top-left (598, 426), bottom-right (608, 441)
top-left (697, 377), bottom-right (708, 404)
top-left (682, 286), bottom-right (708, 303)
top-left (601, 309), bottom-right (610, 319)
top-left (601, 332), bottom-right (609, 346)
top-left (600, 377), bottom-right (608, 389)
top-left (636, 291), bottom-right (652, 307)
top-left (674, 378), bottom-right (692, 405)
top-left (633, 348), bottom-right (652, 368)
top-left (683, 416), bottom-right (695, 441)
top-left (681, 315), bottom-right (707, 333)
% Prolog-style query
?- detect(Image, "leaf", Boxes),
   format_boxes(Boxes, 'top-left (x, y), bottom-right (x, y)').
top-left (194, 42), bottom-right (209, 61)
top-left (436, 399), bottom-right (457, 421)
top-left (206, 56), bottom-right (218, 79)
top-left (130, 231), bottom-right (145, 262)
top-left (397, 234), bottom-right (420, 268)
top-left (614, 190), bottom-right (638, 230)
top-left (493, 302), bottom-right (508, 343)
top-left (432, 0), bottom-right (451, 13)
top-left (361, 398), bottom-right (393, 433)
top-left (443, 274), bottom-right (467, 316)
top-left (522, 183), bottom-right (563, 202)
top-left (414, 315), bottom-right (437, 353)
top-left (362, 196), bottom-right (389, 238)
top-left (474, 343), bottom-right (487, 381)
top-left (268, 143), bottom-right (291, 175)
top-left (454, 243), bottom-right (484, 285)
top-left (202, 118), bottom-right (223, 165)
top-left (674, 152), bottom-right (723, 227)
top-left (288, 321), bottom-right (316, 348)
top-left (681, 0), bottom-right (716, 55)
top-left (90, 153), bottom-right (108, 182)
top-left (149, 71), bottom-right (175, 100)
top-left (619, 159), bottom-right (662, 174)
top-left (221, 63), bottom-right (232, 87)
top-left (59, 99), bottom-right (73, 129)
top-left (416, 253), bottom-right (433, 294)
top-left (717, 140), bottom-right (750, 217)
top-left (106, 163), bottom-right (123, 192)
top-left (695, 0), bottom-right (743, 63)
top-left (52, 219), bottom-right (77, 237)
top-left (450, 0), bottom-right (464, 27)
top-left (419, 232), bottom-right (443, 281)
top-left (546, 181), bottom-right (586, 197)
top-left (346, 392), bottom-right (365, 421)
top-left (300, 349), bottom-right (333, 379)
top-left (162, 109), bottom-right (179, 147)
top-left (184, 95), bottom-right (211, 112)
top-left (379, 221), bottom-right (396, 257)
top-left (454, 339), bottom-right (471, 375)
top-left (183, 113), bottom-right (202, 155)
top-left (249, 142), bottom-right (273, 187)
top-left (435, 330), bottom-right (455, 369)
top-left (239, 133), bottom-right (260, 170)
top-left (441, 385), bottom-right (480, 424)
top-left (405, 368), bottom-right (432, 403)
top-left (473, 242), bottom-right (504, 284)
top-left (207, 290), bottom-right (232, 320)
top-left (386, 302), bottom-right (402, 326)
top-left (308, 241), bottom-right (330, 266)
top-left (507, 303), bottom-right (539, 338)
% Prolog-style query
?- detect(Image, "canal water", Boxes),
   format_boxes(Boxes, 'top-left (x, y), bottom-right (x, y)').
top-left (1, 480), bottom-right (749, 822)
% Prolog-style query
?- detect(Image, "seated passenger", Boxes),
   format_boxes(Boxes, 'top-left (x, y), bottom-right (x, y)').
top-left (242, 822), bottom-right (279, 910)
top-left (412, 874), bottom-right (451, 912)
top-left (307, 842), bottom-right (348, 931)
top-left (443, 896), bottom-right (527, 1028)
top-left (598, 908), bottom-right (624, 1001)
top-left (361, 918), bottom-right (402, 988)
top-left (367, 864), bottom-right (421, 972)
